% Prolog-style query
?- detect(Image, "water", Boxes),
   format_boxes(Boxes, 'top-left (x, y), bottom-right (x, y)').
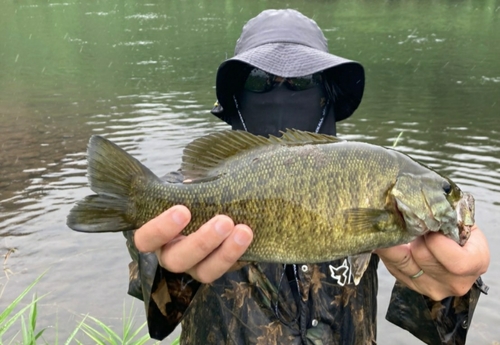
top-left (1, 0), bottom-right (499, 343)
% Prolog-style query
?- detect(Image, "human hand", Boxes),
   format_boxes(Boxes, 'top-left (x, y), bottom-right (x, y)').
top-left (375, 225), bottom-right (489, 301)
top-left (134, 205), bottom-right (253, 283)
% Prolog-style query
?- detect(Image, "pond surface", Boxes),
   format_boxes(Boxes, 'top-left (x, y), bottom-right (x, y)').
top-left (1, 0), bottom-right (499, 343)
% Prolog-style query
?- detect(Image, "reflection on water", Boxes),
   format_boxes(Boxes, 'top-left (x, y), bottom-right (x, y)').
top-left (1, 0), bottom-right (499, 343)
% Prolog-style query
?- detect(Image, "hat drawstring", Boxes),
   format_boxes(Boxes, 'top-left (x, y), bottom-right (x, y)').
top-left (314, 98), bottom-right (330, 133)
top-left (233, 95), bottom-right (248, 132)
top-left (315, 77), bottom-right (337, 133)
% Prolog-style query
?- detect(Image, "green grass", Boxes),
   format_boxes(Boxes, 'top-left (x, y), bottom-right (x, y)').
top-left (78, 304), bottom-right (156, 345)
top-left (0, 272), bottom-right (47, 343)
top-left (392, 131), bottom-right (404, 148)
top-left (0, 272), bottom-right (163, 344)
top-left (19, 294), bottom-right (46, 345)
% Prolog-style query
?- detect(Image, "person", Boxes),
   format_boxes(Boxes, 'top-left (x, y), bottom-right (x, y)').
top-left (124, 9), bottom-right (490, 345)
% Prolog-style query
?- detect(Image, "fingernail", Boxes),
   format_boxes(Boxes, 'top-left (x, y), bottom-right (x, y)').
top-left (215, 220), bottom-right (231, 236)
top-left (172, 210), bottom-right (186, 226)
top-left (234, 228), bottom-right (252, 246)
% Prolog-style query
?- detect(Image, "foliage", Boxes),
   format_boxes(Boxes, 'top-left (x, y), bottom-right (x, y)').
top-left (78, 303), bottom-right (158, 345)
top-left (0, 272), bottom-right (46, 342)
top-left (0, 273), bottom-right (159, 345)
top-left (20, 294), bottom-right (46, 345)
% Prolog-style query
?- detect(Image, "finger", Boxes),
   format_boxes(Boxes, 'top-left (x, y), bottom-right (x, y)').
top-left (387, 238), bottom-right (475, 299)
top-left (408, 236), bottom-right (451, 279)
top-left (376, 243), bottom-right (433, 290)
top-left (188, 224), bottom-right (253, 283)
top-left (159, 215), bottom-right (237, 274)
top-left (134, 205), bottom-right (191, 253)
top-left (376, 244), bottom-right (423, 278)
top-left (378, 236), bottom-right (483, 300)
top-left (410, 235), bottom-right (484, 297)
top-left (409, 236), bottom-right (436, 266)
top-left (424, 225), bottom-right (489, 276)
top-left (376, 244), bottom-right (429, 292)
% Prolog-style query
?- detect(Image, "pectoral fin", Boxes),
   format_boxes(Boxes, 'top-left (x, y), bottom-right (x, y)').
top-left (348, 253), bottom-right (373, 285)
top-left (344, 208), bottom-right (398, 233)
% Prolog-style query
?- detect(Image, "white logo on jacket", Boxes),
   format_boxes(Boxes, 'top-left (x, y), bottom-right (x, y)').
top-left (329, 259), bottom-right (352, 286)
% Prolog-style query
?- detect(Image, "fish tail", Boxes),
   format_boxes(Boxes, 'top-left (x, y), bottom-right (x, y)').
top-left (67, 135), bottom-right (161, 233)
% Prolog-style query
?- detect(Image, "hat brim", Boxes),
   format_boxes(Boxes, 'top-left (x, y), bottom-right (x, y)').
top-left (214, 43), bottom-right (365, 124)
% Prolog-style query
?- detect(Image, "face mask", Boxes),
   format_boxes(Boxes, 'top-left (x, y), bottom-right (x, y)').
top-left (232, 83), bottom-right (336, 137)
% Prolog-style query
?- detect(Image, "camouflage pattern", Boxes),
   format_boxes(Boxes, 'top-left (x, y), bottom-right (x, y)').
top-left (124, 172), bottom-right (487, 345)
top-left (386, 278), bottom-right (488, 345)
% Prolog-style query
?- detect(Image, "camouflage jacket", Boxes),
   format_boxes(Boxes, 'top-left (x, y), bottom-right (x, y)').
top-left (124, 173), bottom-right (488, 345)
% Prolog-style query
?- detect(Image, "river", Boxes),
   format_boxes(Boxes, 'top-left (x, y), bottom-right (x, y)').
top-left (1, 0), bottom-right (499, 343)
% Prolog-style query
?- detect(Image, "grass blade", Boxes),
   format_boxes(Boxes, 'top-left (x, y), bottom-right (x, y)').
top-left (0, 272), bottom-right (46, 331)
top-left (0, 294), bottom-right (45, 336)
top-left (63, 315), bottom-right (88, 345)
top-left (392, 131), bottom-right (404, 147)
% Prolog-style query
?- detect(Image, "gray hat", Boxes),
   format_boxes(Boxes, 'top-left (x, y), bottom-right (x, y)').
top-left (213, 9), bottom-right (365, 124)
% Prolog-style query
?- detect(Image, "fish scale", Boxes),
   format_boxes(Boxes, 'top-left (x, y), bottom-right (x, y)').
top-left (67, 129), bottom-right (474, 274)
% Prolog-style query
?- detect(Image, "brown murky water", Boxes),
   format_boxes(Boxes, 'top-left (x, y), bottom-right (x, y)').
top-left (1, 0), bottom-right (499, 343)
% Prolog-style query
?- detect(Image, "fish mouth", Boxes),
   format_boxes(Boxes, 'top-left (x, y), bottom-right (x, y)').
top-left (456, 192), bottom-right (475, 246)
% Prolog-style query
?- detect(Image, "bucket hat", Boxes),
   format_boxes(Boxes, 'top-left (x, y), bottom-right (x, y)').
top-left (213, 9), bottom-right (365, 125)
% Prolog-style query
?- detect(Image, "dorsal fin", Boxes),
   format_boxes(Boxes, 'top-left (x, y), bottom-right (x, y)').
top-left (272, 129), bottom-right (343, 145)
top-left (181, 130), bottom-right (270, 180)
top-left (180, 129), bottom-right (343, 180)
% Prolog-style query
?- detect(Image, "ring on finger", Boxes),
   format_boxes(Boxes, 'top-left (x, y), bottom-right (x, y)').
top-left (410, 269), bottom-right (424, 279)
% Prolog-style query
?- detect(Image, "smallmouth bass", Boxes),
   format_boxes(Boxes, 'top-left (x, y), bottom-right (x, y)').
top-left (67, 130), bottom-right (474, 284)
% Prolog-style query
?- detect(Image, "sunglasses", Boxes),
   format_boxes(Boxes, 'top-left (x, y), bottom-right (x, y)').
top-left (243, 68), bottom-right (323, 93)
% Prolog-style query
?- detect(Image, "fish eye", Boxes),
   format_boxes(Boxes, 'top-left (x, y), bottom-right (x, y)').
top-left (442, 181), bottom-right (452, 194)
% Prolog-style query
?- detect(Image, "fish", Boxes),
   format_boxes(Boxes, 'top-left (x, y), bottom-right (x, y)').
top-left (67, 129), bottom-right (475, 284)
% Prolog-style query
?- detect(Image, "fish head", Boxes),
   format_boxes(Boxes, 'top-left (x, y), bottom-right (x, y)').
top-left (390, 173), bottom-right (474, 245)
